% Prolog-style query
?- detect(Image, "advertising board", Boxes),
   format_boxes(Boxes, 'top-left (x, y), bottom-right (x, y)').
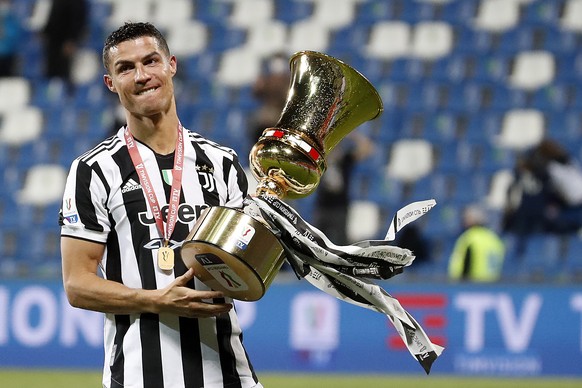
top-left (0, 280), bottom-right (580, 376)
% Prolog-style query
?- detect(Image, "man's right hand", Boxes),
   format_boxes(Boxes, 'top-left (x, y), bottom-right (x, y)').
top-left (155, 268), bottom-right (233, 318)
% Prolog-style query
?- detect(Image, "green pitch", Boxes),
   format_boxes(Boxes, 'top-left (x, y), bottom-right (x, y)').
top-left (0, 370), bottom-right (580, 388)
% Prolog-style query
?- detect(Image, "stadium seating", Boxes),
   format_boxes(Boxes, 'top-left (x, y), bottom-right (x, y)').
top-left (365, 21), bottom-right (411, 60)
top-left (0, 106), bottom-right (43, 146)
top-left (166, 21), bottom-right (208, 58)
top-left (151, 0), bottom-right (195, 30)
top-left (2, 0), bottom-right (582, 281)
top-left (229, 0), bottom-right (274, 28)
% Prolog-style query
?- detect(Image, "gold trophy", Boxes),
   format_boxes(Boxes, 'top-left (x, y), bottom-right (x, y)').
top-left (181, 51), bottom-right (383, 301)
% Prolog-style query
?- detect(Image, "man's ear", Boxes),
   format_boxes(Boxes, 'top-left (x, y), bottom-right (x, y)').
top-left (169, 56), bottom-right (177, 76)
top-left (104, 74), bottom-right (116, 92)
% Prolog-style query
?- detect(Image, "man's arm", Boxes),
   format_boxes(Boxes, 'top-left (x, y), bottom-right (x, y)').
top-left (61, 236), bottom-right (232, 318)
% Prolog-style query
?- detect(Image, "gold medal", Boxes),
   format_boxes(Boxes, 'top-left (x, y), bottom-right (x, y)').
top-left (158, 246), bottom-right (174, 270)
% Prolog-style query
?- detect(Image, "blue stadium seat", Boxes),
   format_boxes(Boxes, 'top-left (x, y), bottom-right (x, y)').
top-left (529, 82), bottom-right (573, 111)
top-left (452, 170), bottom-right (489, 203)
top-left (205, 23), bottom-right (246, 53)
top-left (520, 0), bottom-right (564, 25)
top-left (471, 53), bottom-right (512, 83)
top-left (545, 110), bottom-right (582, 146)
top-left (376, 80), bottom-right (413, 110)
top-left (434, 142), bottom-right (462, 173)
top-left (516, 234), bottom-right (567, 282)
top-left (181, 54), bottom-right (220, 85)
top-left (454, 24), bottom-right (497, 54)
top-left (430, 53), bottom-right (475, 82)
top-left (563, 235), bottom-right (582, 282)
top-left (500, 234), bottom-right (524, 281)
top-left (330, 24), bottom-right (369, 53)
top-left (273, 0), bottom-right (312, 23)
top-left (72, 83), bottom-right (109, 110)
top-left (0, 226), bottom-right (23, 276)
top-left (16, 226), bottom-right (62, 277)
top-left (441, 0), bottom-right (480, 22)
top-left (30, 79), bottom-right (68, 109)
top-left (478, 142), bottom-right (517, 172)
top-left (1, 165), bottom-right (23, 200)
top-left (365, 175), bottom-right (405, 209)
top-left (356, 0), bottom-right (402, 23)
top-left (86, 0), bottom-right (109, 50)
top-left (422, 202), bottom-right (462, 239)
top-left (399, 0), bottom-right (445, 23)
top-left (349, 158), bottom-right (386, 203)
top-left (194, 0), bottom-right (233, 24)
top-left (496, 23), bottom-right (562, 54)
top-left (18, 33), bottom-right (44, 80)
top-left (423, 111), bottom-right (460, 143)
top-left (444, 83), bottom-right (475, 111)
top-left (553, 52), bottom-right (582, 82)
top-left (520, 23), bottom-right (578, 54)
top-left (464, 110), bottom-right (504, 143)
top-left (374, 107), bottom-right (405, 144)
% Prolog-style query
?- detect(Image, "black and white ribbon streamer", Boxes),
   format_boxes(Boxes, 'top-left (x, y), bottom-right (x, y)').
top-left (243, 194), bottom-right (444, 374)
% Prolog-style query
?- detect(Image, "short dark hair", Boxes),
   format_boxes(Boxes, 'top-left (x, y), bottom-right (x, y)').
top-left (102, 22), bottom-right (170, 72)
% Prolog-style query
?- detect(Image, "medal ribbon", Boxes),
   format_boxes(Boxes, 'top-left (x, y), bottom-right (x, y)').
top-left (124, 124), bottom-right (185, 244)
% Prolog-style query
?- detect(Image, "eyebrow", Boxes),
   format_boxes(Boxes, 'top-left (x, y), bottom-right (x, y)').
top-left (113, 51), bottom-right (161, 70)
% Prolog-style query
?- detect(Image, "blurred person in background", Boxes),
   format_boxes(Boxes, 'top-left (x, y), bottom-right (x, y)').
top-left (0, 0), bottom-right (22, 77)
top-left (312, 132), bottom-right (374, 245)
top-left (448, 204), bottom-right (505, 282)
top-left (42, 0), bottom-right (88, 91)
top-left (248, 52), bottom-right (290, 142)
top-left (533, 139), bottom-right (582, 233)
top-left (502, 138), bottom-right (582, 256)
top-left (60, 22), bottom-right (262, 388)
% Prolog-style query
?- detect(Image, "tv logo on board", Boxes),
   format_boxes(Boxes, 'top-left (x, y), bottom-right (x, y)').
top-left (453, 292), bottom-right (544, 375)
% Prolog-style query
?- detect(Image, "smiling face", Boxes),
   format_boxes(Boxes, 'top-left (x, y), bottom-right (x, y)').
top-left (103, 36), bottom-right (177, 120)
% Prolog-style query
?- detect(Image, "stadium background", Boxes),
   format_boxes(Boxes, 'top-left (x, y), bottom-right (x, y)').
top-left (1, 0), bottom-right (582, 383)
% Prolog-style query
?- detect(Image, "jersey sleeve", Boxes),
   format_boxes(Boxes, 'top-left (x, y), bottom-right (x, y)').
top-left (59, 158), bottom-right (110, 244)
top-left (224, 152), bottom-right (248, 209)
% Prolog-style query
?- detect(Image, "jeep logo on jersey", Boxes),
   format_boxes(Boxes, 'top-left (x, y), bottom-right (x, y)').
top-left (138, 203), bottom-right (209, 225)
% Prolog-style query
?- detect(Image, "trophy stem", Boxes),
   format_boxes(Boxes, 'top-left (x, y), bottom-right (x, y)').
top-left (255, 178), bottom-right (285, 198)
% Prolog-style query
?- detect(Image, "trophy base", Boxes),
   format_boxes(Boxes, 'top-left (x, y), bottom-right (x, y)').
top-left (181, 207), bottom-right (286, 301)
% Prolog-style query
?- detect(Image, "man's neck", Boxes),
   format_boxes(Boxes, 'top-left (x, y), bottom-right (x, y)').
top-left (127, 114), bottom-right (180, 155)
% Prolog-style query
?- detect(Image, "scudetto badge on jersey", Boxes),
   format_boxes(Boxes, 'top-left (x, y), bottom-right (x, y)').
top-left (162, 169), bottom-right (173, 186)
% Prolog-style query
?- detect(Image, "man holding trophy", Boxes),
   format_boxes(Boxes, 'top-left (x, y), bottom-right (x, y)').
top-left (60, 21), bottom-right (442, 388)
top-left (60, 22), bottom-right (261, 388)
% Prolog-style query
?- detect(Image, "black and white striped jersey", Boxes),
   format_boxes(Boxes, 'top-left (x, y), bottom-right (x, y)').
top-left (60, 126), bottom-right (259, 388)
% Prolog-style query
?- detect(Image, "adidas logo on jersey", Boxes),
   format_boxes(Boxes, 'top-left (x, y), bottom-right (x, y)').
top-left (121, 178), bottom-right (142, 193)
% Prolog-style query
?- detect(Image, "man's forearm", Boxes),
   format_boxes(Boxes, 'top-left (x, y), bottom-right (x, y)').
top-left (64, 272), bottom-right (160, 314)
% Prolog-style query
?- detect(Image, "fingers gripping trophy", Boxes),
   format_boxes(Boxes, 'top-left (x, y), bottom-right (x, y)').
top-left (181, 51), bottom-right (383, 301)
